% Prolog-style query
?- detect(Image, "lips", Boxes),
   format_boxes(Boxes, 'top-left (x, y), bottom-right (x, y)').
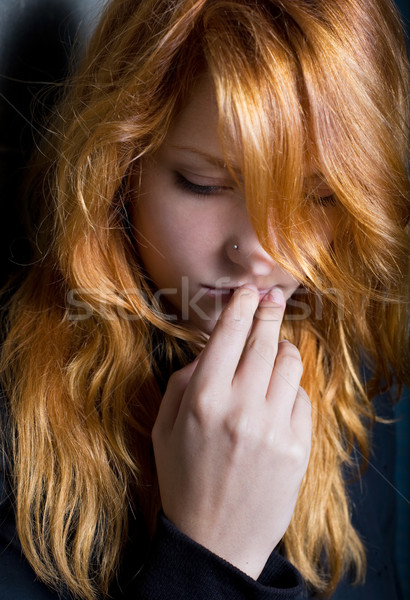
top-left (202, 287), bottom-right (235, 305)
top-left (203, 286), bottom-right (274, 302)
top-left (203, 287), bottom-right (234, 297)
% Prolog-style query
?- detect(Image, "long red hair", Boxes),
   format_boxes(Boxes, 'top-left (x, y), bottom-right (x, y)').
top-left (1, 1), bottom-right (409, 598)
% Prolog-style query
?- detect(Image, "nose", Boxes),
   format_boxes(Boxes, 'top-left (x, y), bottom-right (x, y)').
top-left (225, 213), bottom-right (277, 277)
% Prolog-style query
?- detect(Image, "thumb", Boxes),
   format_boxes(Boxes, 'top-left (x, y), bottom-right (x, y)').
top-left (153, 355), bottom-right (201, 438)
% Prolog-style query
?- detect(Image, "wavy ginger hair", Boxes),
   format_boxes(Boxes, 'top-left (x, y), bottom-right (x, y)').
top-left (1, 0), bottom-right (409, 599)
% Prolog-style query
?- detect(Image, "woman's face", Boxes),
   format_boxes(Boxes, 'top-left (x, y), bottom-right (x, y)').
top-left (131, 76), bottom-right (333, 334)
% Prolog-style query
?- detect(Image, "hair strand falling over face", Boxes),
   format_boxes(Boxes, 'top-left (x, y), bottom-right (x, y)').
top-left (0, 1), bottom-right (409, 599)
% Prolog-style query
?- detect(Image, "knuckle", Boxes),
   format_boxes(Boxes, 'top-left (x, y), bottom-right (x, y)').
top-left (285, 439), bottom-right (310, 469)
top-left (166, 369), bottom-right (185, 389)
top-left (223, 413), bottom-right (255, 446)
top-left (188, 387), bottom-right (220, 426)
top-left (189, 395), bottom-right (209, 425)
top-left (278, 340), bottom-right (301, 358)
top-left (166, 365), bottom-right (192, 392)
top-left (264, 425), bottom-right (310, 466)
top-left (275, 345), bottom-right (303, 378)
top-left (246, 335), bottom-right (274, 361)
top-left (276, 353), bottom-right (303, 380)
top-left (255, 304), bottom-right (283, 322)
top-left (220, 314), bottom-right (249, 334)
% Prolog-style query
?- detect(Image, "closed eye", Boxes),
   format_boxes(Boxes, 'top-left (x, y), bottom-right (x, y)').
top-left (174, 172), bottom-right (228, 196)
top-left (306, 175), bottom-right (337, 207)
top-left (313, 193), bottom-right (337, 207)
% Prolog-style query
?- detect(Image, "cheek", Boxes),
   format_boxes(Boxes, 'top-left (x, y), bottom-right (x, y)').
top-left (309, 205), bottom-right (339, 246)
top-left (131, 196), bottom-right (213, 290)
top-left (134, 202), bottom-right (175, 252)
top-left (133, 182), bottom-right (225, 255)
top-left (135, 200), bottom-right (204, 260)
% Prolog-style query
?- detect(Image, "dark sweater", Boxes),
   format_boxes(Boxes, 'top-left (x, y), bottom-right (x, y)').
top-left (0, 390), bottom-right (403, 600)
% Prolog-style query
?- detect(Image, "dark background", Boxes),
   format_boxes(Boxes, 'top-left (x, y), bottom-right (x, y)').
top-left (0, 0), bottom-right (101, 281)
top-left (0, 1), bottom-right (409, 598)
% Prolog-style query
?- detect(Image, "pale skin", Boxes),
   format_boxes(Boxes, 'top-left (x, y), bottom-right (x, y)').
top-left (153, 288), bottom-right (311, 578)
top-left (131, 75), bottom-right (333, 578)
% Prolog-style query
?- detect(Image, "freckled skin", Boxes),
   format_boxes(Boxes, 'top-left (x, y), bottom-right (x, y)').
top-left (131, 76), bottom-right (301, 334)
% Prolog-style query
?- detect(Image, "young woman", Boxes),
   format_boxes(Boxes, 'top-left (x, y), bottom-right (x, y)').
top-left (0, 0), bottom-right (408, 599)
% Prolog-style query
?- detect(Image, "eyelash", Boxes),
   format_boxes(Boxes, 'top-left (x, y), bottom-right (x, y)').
top-left (313, 194), bottom-right (337, 207)
top-left (174, 172), bottom-right (226, 196)
top-left (174, 171), bottom-right (337, 206)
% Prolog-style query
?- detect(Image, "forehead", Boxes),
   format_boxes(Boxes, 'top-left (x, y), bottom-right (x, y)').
top-left (163, 73), bottom-right (331, 194)
top-left (164, 75), bottom-right (226, 163)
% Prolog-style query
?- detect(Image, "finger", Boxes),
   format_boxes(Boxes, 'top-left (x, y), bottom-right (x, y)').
top-left (234, 288), bottom-right (286, 397)
top-left (266, 341), bottom-right (303, 420)
top-left (192, 286), bottom-right (260, 385)
top-left (291, 386), bottom-right (312, 440)
top-left (153, 357), bottom-right (200, 438)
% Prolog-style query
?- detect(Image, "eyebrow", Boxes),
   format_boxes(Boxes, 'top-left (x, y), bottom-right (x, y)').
top-left (168, 144), bottom-right (238, 171)
top-left (305, 174), bottom-right (334, 197)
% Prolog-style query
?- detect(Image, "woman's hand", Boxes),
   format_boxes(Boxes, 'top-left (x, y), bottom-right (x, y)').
top-left (152, 286), bottom-right (312, 579)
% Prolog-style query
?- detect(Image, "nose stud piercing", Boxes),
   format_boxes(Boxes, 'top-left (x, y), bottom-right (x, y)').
top-left (233, 243), bottom-right (239, 251)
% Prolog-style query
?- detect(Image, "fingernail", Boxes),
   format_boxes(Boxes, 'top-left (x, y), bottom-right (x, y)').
top-left (240, 284), bottom-right (258, 293)
top-left (261, 288), bottom-right (285, 306)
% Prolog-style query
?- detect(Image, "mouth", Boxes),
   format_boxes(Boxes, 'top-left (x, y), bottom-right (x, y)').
top-left (203, 286), bottom-right (236, 300)
top-left (202, 285), bottom-right (275, 302)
